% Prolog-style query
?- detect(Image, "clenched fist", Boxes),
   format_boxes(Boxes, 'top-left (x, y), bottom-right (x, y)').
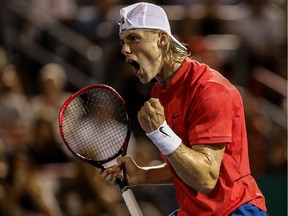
top-left (137, 98), bottom-right (165, 133)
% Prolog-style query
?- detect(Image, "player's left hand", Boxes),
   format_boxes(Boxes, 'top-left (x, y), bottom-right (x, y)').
top-left (137, 98), bottom-right (165, 133)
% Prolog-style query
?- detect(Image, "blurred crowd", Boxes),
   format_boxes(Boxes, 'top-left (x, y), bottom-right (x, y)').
top-left (0, 0), bottom-right (286, 215)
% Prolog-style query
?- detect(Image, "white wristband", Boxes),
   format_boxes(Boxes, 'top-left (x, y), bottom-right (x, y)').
top-left (146, 121), bottom-right (182, 155)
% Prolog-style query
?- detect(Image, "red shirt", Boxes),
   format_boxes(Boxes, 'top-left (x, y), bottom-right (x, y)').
top-left (151, 58), bottom-right (266, 215)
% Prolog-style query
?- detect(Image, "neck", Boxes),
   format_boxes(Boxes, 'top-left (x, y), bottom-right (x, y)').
top-left (156, 61), bottom-right (182, 87)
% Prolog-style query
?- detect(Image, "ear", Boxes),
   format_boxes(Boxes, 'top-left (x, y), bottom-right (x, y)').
top-left (158, 31), bottom-right (169, 49)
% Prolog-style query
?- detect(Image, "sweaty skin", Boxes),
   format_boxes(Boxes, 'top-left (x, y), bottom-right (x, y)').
top-left (137, 98), bottom-right (225, 193)
top-left (99, 29), bottom-right (225, 194)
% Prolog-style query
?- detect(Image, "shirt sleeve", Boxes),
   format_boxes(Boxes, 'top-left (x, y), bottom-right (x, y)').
top-left (188, 82), bottom-right (235, 145)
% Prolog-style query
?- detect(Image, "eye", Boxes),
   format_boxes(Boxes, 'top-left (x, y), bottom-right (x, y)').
top-left (130, 36), bottom-right (137, 41)
top-left (127, 34), bottom-right (140, 42)
top-left (120, 40), bottom-right (124, 46)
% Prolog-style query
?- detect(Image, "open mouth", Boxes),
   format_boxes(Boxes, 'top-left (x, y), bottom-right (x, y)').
top-left (127, 60), bottom-right (140, 71)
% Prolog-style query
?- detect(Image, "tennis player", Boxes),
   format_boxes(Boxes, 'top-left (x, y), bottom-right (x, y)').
top-left (99, 2), bottom-right (267, 215)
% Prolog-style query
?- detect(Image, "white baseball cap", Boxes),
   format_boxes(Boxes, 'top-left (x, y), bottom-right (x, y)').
top-left (119, 2), bottom-right (187, 50)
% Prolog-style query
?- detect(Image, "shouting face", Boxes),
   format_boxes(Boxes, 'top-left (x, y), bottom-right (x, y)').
top-left (120, 29), bottom-right (164, 84)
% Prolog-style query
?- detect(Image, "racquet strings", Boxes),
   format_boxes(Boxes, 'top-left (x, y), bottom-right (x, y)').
top-left (61, 87), bottom-right (129, 161)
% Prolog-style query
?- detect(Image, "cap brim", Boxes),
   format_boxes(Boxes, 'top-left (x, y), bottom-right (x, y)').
top-left (170, 34), bottom-right (187, 50)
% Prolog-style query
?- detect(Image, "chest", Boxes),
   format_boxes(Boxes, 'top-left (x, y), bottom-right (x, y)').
top-left (156, 88), bottom-right (195, 146)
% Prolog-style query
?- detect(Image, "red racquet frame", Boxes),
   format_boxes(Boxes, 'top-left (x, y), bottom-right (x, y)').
top-left (58, 84), bottom-right (130, 170)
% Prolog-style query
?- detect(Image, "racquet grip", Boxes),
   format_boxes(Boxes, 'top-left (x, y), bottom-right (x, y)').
top-left (116, 177), bottom-right (128, 189)
top-left (122, 188), bottom-right (143, 216)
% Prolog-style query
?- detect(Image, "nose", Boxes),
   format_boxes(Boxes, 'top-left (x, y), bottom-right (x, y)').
top-left (121, 43), bottom-right (131, 55)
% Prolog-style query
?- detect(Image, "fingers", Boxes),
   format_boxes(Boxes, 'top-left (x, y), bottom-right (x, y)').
top-left (97, 156), bottom-right (129, 186)
top-left (98, 169), bottom-right (116, 185)
top-left (117, 156), bottom-right (142, 186)
top-left (97, 166), bottom-right (119, 186)
top-left (143, 98), bottom-right (162, 112)
top-left (146, 98), bottom-right (161, 109)
top-left (138, 98), bottom-right (165, 133)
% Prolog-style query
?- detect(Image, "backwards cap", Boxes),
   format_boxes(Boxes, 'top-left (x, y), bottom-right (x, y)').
top-left (119, 2), bottom-right (186, 50)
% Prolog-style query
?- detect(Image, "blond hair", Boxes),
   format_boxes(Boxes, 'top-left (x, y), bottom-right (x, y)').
top-left (145, 29), bottom-right (189, 63)
top-left (166, 38), bottom-right (190, 63)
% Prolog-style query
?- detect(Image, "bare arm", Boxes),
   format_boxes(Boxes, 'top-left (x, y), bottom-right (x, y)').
top-left (98, 156), bottom-right (174, 186)
top-left (167, 143), bottom-right (225, 193)
top-left (136, 162), bottom-right (174, 185)
top-left (138, 98), bottom-right (225, 193)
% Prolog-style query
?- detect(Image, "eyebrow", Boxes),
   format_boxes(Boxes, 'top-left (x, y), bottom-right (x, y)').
top-left (127, 32), bottom-right (140, 38)
top-left (120, 32), bottom-right (140, 41)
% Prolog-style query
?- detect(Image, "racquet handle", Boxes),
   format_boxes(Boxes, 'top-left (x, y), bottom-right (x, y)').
top-left (122, 188), bottom-right (143, 216)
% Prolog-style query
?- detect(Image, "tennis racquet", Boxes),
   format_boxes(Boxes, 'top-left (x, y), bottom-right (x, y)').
top-left (58, 84), bottom-right (143, 216)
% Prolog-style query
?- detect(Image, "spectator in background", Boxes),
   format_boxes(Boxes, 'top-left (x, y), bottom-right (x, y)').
top-left (58, 161), bottom-right (126, 216)
top-left (30, 117), bottom-right (70, 165)
top-left (0, 49), bottom-right (34, 153)
top-left (4, 150), bottom-right (64, 216)
top-left (30, 63), bottom-right (71, 139)
top-left (1, 65), bottom-right (34, 130)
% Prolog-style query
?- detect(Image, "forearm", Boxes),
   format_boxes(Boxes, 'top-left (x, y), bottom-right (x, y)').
top-left (105, 156), bottom-right (173, 187)
top-left (139, 163), bottom-right (174, 185)
top-left (145, 123), bottom-right (220, 192)
top-left (167, 144), bottom-right (224, 194)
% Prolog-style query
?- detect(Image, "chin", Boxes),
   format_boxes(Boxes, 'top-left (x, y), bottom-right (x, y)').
top-left (140, 79), bottom-right (149, 84)
top-left (139, 77), bottom-right (150, 84)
